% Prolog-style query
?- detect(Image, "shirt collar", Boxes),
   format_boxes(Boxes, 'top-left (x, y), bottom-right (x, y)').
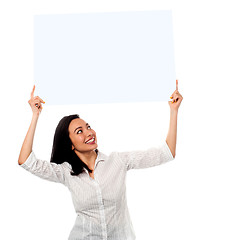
top-left (83, 150), bottom-right (106, 174)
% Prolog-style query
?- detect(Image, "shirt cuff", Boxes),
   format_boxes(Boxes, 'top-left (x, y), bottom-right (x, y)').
top-left (163, 140), bottom-right (175, 160)
top-left (19, 151), bottom-right (36, 170)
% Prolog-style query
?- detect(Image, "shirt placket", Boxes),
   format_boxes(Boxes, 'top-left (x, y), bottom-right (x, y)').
top-left (94, 179), bottom-right (107, 239)
top-left (89, 168), bottom-right (107, 240)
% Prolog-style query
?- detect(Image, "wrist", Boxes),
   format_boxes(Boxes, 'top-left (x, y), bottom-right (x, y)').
top-left (170, 109), bottom-right (178, 115)
top-left (32, 112), bottom-right (39, 120)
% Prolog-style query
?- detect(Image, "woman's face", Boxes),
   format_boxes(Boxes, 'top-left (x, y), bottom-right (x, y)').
top-left (68, 118), bottom-right (98, 153)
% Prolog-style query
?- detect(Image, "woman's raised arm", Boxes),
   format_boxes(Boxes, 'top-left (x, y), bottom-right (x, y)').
top-left (166, 80), bottom-right (183, 158)
top-left (18, 85), bottom-right (45, 165)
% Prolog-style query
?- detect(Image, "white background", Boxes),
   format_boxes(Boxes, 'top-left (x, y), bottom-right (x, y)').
top-left (1, 1), bottom-right (234, 240)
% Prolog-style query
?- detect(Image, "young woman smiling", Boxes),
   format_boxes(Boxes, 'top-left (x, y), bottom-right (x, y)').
top-left (18, 80), bottom-right (183, 240)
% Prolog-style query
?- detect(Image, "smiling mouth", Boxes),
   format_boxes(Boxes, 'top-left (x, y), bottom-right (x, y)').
top-left (85, 137), bottom-right (95, 144)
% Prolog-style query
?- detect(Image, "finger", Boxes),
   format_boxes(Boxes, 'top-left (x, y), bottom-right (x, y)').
top-left (173, 97), bottom-right (179, 103)
top-left (170, 92), bottom-right (175, 99)
top-left (31, 85), bottom-right (35, 99)
top-left (176, 80), bottom-right (178, 91)
top-left (170, 88), bottom-right (180, 97)
top-left (34, 99), bottom-right (41, 107)
top-left (35, 102), bottom-right (42, 109)
top-left (172, 92), bottom-right (180, 102)
top-left (39, 97), bottom-right (45, 103)
top-left (174, 92), bottom-right (181, 98)
top-left (172, 94), bottom-right (181, 102)
top-left (34, 96), bottom-right (45, 104)
top-left (170, 90), bottom-right (179, 99)
top-left (173, 93), bottom-right (183, 103)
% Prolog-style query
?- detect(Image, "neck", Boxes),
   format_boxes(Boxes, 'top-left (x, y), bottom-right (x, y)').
top-left (74, 150), bottom-right (97, 170)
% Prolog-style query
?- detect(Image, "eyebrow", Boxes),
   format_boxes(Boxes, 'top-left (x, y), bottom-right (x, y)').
top-left (74, 123), bottom-right (89, 133)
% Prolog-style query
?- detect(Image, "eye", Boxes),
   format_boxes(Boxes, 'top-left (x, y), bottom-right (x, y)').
top-left (76, 126), bottom-right (91, 134)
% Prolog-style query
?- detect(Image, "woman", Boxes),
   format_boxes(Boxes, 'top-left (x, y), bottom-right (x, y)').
top-left (18, 80), bottom-right (183, 240)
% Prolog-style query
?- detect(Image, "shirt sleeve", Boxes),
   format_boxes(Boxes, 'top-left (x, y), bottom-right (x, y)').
top-left (19, 151), bottom-right (71, 185)
top-left (116, 141), bottom-right (175, 171)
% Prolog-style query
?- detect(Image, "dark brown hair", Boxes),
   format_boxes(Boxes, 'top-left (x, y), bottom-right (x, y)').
top-left (50, 114), bottom-right (98, 176)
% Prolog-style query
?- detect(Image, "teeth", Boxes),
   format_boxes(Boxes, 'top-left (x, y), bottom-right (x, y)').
top-left (86, 137), bottom-right (95, 144)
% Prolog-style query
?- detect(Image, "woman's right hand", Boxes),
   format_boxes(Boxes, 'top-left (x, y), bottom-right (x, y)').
top-left (28, 85), bottom-right (45, 116)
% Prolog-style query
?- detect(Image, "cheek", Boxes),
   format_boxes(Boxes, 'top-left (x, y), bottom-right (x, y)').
top-left (72, 135), bottom-right (85, 145)
top-left (78, 135), bottom-right (85, 142)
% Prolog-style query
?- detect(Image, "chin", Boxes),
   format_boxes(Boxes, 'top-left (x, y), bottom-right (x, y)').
top-left (87, 143), bottom-right (98, 149)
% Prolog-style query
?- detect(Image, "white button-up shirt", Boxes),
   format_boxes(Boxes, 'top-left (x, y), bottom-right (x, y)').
top-left (19, 141), bottom-right (174, 240)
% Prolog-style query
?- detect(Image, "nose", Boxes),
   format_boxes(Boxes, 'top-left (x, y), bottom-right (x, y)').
top-left (86, 129), bottom-right (93, 137)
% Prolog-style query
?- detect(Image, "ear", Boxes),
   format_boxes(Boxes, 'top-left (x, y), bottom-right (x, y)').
top-left (71, 144), bottom-right (75, 151)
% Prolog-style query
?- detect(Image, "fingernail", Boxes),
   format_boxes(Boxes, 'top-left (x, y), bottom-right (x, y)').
top-left (170, 96), bottom-right (173, 99)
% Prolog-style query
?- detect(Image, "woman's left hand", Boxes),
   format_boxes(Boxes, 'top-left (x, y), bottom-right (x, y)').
top-left (168, 80), bottom-right (183, 111)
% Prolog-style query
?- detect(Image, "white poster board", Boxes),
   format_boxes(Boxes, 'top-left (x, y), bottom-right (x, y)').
top-left (34, 10), bottom-right (175, 105)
